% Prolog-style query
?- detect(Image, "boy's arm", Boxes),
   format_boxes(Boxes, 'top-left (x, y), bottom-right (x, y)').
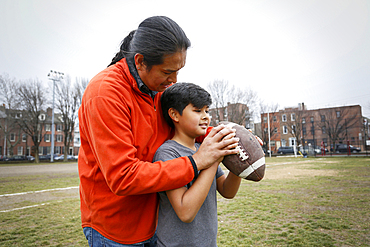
top-left (166, 162), bottom-right (218, 223)
top-left (216, 169), bottom-right (242, 199)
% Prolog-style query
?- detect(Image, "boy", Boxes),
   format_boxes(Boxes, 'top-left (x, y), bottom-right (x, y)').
top-left (153, 83), bottom-right (242, 247)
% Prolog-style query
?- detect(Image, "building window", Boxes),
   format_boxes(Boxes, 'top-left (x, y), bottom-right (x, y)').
top-left (310, 117), bottom-right (314, 123)
top-left (281, 139), bottom-right (286, 147)
top-left (10, 133), bottom-right (16, 142)
top-left (282, 114), bottom-right (287, 122)
top-left (336, 111), bottom-right (340, 118)
top-left (263, 117), bottom-right (267, 123)
top-left (302, 117), bottom-right (306, 124)
top-left (322, 127), bottom-right (326, 134)
top-left (39, 114), bottom-right (46, 121)
top-left (264, 128), bottom-right (268, 133)
top-left (273, 116), bottom-right (277, 122)
top-left (321, 115), bottom-right (325, 122)
top-left (289, 137), bottom-right (296, 146)
top-left (45, 134), bottom-right (51, 142)
top-left (292, 125), bottom-right (296, 134)
top-left (17, 146), bottom-right (23, 155)
top-left (22, 133), bottom-right (27, 142)
top-left (291, 113), bottom-right (295, 121)
top-left (55, 146), bottom-right (62, 155)
top-left (15, 113), bottom-right (22, 118)
top-left (45, 124), bottom-right (51, 131)
top-left (56, 124), bottom-right (63, 131)
top-left (274, 127), bottom-right (277, 133)
top-left (56, 135), bottom-right (63, 142)
top-left (283, 125), bottom-right (288, 134)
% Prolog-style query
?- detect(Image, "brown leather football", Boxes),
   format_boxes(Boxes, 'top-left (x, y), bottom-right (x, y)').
top-left (220, 121), bottom-right (265, 182)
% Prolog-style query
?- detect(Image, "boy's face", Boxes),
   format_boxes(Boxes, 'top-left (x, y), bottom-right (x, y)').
top-left (175, 104), bottom-right (210, 138)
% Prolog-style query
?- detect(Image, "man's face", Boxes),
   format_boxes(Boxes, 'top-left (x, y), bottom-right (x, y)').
top-left (136, 50), bottom-right (187, 92)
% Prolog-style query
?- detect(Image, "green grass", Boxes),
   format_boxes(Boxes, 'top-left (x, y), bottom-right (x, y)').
top-left (217, 157), bottom-right (370, 246)
top-left (0, 157), bottom-right (369, 246)
top-left (0, 173), bottom-right (79, 195)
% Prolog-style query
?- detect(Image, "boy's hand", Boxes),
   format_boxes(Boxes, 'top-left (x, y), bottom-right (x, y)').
top-left (192, 124), bottom-right (239, 171)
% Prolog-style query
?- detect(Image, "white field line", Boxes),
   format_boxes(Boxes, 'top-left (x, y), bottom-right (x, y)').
top-left (0, 186), bottom-right (78, 213)
top-left (0, 203), bottom-right (51, 213)
top-left (0, 186), bottom-right (79, 198)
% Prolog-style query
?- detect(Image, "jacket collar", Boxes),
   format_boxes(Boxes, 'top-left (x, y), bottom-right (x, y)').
top-left (126, 55), bottom-right (158, 99)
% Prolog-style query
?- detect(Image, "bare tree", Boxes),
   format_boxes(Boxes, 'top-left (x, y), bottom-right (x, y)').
top-left (206, 80), bottom-right (229, 123)
top-left (54, 75), bottom-right (83, 161)
top-left (318, 107), bottom-right (361, 152)
top-left (207, 80), bottom-right (257, 128)
top-left (227, 85), bottom-right (257, 126)
top-left (0, 74), bottom-right (21, 156)
top-left (284, 108), bottom-right (306, 147)
top-left (75, 77), bottom-right (89, 103)
top-left (16, 79), bottom-right (48, 163)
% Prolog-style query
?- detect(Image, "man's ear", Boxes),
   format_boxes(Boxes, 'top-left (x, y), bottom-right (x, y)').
top-left (134, 53), bottom-right (145, 71)
top-left (168, 108), bottom-right (179, 123)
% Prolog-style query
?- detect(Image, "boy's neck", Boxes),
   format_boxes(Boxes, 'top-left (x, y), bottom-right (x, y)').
top-left (171, 132), bottom-right (197, 151)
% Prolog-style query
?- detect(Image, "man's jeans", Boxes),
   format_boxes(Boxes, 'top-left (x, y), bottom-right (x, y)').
top-left (83, 227), bottom-right (157, 247)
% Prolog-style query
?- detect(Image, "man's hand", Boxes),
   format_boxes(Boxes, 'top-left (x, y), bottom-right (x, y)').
top-left (192, 124), bottom-right (239, 171)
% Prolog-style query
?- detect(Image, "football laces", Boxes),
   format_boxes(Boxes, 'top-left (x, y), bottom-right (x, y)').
top-left (235, 145), bottom-right (249, 161)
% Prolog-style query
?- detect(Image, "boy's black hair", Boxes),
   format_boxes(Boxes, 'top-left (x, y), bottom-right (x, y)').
top-left (161, 82), bottom-right (212, 128)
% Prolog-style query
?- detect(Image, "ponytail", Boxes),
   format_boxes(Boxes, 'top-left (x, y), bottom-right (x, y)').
top-left (108, 30), bottom-right (136, 67)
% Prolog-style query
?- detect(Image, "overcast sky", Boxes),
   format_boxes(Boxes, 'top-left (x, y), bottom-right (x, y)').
top-left (1, 0), bottom-right (369, 118)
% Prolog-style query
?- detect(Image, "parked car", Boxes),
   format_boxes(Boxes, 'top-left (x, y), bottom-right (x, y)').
top-left (26, 155), bottom-right (35, 161)
top-left (277, 146), bottom-right (295, 154)
top-left (331, 144), bottom-right (361, 153)
top-left (38, 154), bottom-right (59, 160)
top-left (4, 155), bottom-right (27, 161)
top-left (54, 155), bottom-right (77, 161)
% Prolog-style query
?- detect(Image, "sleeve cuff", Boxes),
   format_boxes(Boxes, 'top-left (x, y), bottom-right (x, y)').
top-left (187, 156), bottom-right (198, 180)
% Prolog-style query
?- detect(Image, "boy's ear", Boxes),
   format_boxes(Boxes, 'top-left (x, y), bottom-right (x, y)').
top-left (168, 108), bottom-right (179, 123)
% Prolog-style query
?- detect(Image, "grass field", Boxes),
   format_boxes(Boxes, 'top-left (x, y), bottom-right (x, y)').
top-left (0, 157), bottom-right (369, 246)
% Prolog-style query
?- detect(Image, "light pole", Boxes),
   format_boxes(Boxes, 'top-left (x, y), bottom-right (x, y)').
top-left (47, 70), bottom-right (64, 162)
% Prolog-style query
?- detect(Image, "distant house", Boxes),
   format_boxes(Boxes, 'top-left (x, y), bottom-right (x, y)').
top-left (0, 105), bottom-right (75, 157)
top-left (261, 103), bottom-right (366, 153)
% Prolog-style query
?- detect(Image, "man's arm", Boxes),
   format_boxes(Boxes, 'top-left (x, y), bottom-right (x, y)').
top-left (166, 162), bottom-right (219, 223)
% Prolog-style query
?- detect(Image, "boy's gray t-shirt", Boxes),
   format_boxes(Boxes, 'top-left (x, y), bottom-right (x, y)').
top-left (153, 140), bottom-right (224, 247)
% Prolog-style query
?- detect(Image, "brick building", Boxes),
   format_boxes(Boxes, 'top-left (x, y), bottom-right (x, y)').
top-left (0, 105), bottom-right (73, 158)
top-left (261, 104), bottom-right (366, 153)
top-left (209, 102), bottom-right (253, 129)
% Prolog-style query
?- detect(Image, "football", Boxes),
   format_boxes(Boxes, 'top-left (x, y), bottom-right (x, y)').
top-left (220, 121), bottom-right (265, 182)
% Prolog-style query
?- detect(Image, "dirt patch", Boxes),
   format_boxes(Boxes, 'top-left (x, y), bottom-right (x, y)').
top-left (265, 164), bottom-right (338, 180)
